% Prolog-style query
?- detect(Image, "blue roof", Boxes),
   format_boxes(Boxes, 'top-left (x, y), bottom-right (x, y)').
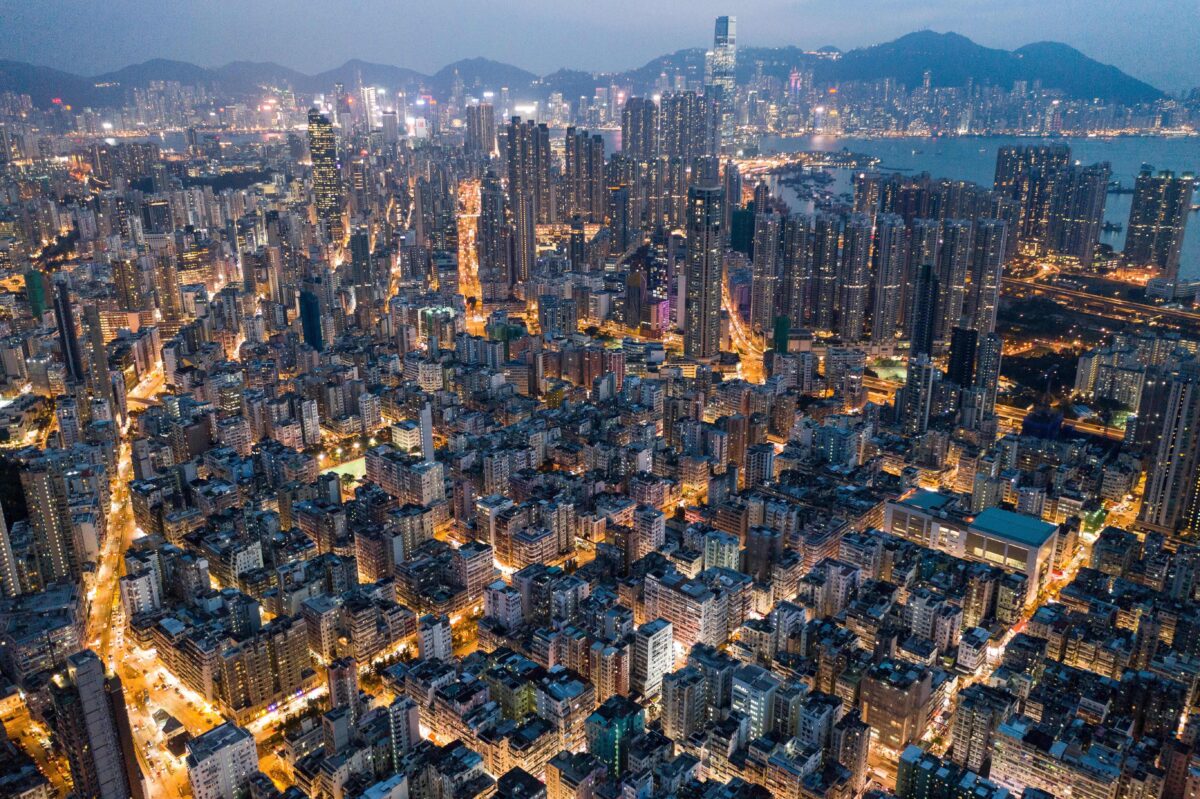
top-left (971, 508), bottom-right (1057, 548)
top-left (900, 490), bottom-right (957, 514)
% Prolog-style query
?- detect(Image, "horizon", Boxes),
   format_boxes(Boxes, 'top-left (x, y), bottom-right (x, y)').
top-left (1, 0), bottom-right (1197, 93)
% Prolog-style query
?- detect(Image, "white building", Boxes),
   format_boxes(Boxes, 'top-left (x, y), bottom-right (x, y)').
top-left (632, 618), bottom-right (673, 697)
top-left (417, 614), bottom-right (453, 661)
top-left (186, 723), bottom-right (257, 799)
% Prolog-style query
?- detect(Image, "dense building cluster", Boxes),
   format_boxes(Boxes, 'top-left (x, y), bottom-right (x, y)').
top-left (0, 13), bottom-right (1197, 799)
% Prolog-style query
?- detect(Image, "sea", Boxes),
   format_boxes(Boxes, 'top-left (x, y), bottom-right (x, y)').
top-left (758, 133), bottom-right (1200, 280)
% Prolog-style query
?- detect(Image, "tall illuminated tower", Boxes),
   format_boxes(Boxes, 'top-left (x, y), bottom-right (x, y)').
top-left (706, 16), bottom-right (737, 148)
top-left (684, 184), bottom-right (724, 361)
top-left (307, 108), bottom-right (343, 243)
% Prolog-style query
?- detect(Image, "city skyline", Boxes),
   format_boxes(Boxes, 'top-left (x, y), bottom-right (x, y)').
top-left (0, 9), bottom-right (1199, 799)
top-left (2, 0), bottom-right (1199, 92)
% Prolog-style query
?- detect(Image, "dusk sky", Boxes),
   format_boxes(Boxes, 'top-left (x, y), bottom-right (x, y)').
top-left (2, 0), bottom-right (1198, 92)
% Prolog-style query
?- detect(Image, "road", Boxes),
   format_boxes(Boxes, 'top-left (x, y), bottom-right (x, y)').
top-left (721, 269), bottom-right (766, 383)
top-left (861, 375), bottom-right (1124, 442)
top-left (5, 712), bottom-right (73, 796)
top-left (456, 179), bottom-right (486, 337)
top-left (1002, 276), bottom-right (1200, 336)
top-left (95, 362), bottom-right (207, 799)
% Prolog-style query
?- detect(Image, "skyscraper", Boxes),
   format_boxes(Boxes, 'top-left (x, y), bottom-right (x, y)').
top-left (348, 225), bottom-right (374, 307)
top-left (1125, 169), bottom-right (1194, 282)
top-left (749, 211), bottom-right (780, 333)
top-left (809, 213), bottom-right (842, 332)
top-left (307, 108), bottom-right (343, 243)
top-left (50, 650), bottom-right (145, 799)
top-left (908, 263), bottom-right (940, 358)
top-left (506, 117), bottom-right (552, 282)
top-left (620, 97), bottom-right (659, 162)
top-left (974, 332), bottom-right (1003, 419)
top-left (936, 220), bottom-right (974, 342)
top-left (684, 184), bottom-right (724, 361)
top-left (25, 267), bottom-right (48, 317)
top-left (968, 219), bottom-right (1007, 334)
top-left (20, 449), bottom-right (78, 583)
top-left (1139, 359), bottom-right (1200, 536)
top-left (871, 214), bottom-right (909, 342)
top-left (898, 355), bottom-right (938, 436)
top-left (993, 144), bottom-right (1070, 253)
top-left (54, 279), bottom-right (84, 384)
top-left (299, 289), bottom-right (325, 352)
top-left (84, 304), bottom-right (112, 408)
top-left (838, 213), bottom-right (874, 342)
top-left (947, 327), bottom-right (979, 387)
top-left (781, 214), bottom-right (813, 330)
top-left (564, 127), bottom-right (606, 223)
top-left (706, 16), bottom-right (737, 148)
top-left (660, 91), bottom-right (707, 164)
top-left (1047, 162), bottom-right (1110, 270)
top-left (465, 103), bottom-right (496, 156)
top-left (478, 168), bottom-right (513, 301)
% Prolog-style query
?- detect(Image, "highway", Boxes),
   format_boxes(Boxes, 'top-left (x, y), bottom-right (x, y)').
top-left (1002, 276), bottom-right (1200, 336)
top-left (861, 374), bottom-right (1124, 442)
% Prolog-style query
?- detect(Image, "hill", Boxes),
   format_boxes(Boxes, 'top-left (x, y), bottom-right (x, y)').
top-left (0, 32), bottom-right (1165, 108)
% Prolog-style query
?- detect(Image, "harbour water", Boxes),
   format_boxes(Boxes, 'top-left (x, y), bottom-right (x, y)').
top-left (760, 134), bottom-right (1200, 279)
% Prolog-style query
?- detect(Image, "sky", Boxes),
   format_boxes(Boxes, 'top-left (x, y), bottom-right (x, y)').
top-left (2, 0), bottom-right (1197, 93)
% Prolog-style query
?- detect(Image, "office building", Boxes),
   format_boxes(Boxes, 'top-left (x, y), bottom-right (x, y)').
top-left (307, 108), bottom-right (343, 242)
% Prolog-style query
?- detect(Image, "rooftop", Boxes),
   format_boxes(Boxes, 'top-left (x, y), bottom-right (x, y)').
top-left (898, 489), bottom-right (958, 515)
top-left (970, 507), bottom-right (1057, 548)
top-left (186, 722), bottom-right (253, 765)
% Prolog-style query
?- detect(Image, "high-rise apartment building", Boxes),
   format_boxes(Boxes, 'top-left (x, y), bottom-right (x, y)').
top-left (505, 118), bottom-right (552, 282)
top-left (631, 618), bottom-right (673, 698)
top-left (1139, 359), bottom-right (1200, 536)
top-left (684, 184), bottom-right (724, 361)
top-left (186, 723), bottom-right (258, 799)
top-left (620, 97), bottom-right (658, 162)
top-left (50, 650), bottom-right (144, 799)
top-left (1125, 169), bottom-right (1194, 282)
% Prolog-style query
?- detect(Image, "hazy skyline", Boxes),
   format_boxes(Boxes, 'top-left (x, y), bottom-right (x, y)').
top-left (2, 0), bottom-right (1197, 92)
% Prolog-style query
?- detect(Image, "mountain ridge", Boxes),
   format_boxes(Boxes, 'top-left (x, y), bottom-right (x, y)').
top-left (0, 31), bottom-right (1166, 109)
